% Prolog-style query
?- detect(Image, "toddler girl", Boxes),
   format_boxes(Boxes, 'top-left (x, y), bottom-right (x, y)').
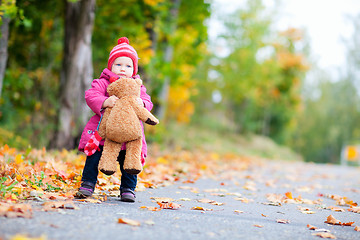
top-left (76, 37), bottom-right (153, 202)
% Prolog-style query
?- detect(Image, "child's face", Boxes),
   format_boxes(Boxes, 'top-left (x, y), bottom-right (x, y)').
top-left (111, 57), bottom-right (134, 78)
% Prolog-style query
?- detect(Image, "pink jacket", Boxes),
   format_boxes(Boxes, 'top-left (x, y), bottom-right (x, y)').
top-left (78, 68), bottom-right (153, 164)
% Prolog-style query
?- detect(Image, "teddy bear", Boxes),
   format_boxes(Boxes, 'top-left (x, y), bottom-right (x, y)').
top-left (98, 77), bottom-right (159, 175)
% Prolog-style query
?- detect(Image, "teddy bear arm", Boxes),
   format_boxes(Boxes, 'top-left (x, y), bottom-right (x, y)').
top-left (130, 98), bottom-right (159, 125)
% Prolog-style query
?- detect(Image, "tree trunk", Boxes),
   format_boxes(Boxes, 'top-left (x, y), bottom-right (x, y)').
top-left (54, 0), bottom-right (95, 149)
top-left (0, 12), bottom-right (10, 98)
top-left (155, 0), bottom-right (181, 120)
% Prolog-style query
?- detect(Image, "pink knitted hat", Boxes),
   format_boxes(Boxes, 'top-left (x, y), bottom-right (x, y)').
top-left (107, 37), bottom-right (138, 76)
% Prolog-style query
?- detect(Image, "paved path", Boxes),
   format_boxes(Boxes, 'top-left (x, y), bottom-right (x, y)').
top-left (1, 160), bottom-right (360, 240)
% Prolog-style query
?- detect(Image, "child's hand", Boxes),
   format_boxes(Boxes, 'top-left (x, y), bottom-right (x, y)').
top-left (102, 96), bottom-right (119, 108)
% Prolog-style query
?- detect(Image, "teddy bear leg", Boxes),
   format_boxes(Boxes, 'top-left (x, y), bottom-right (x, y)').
top-left (124, 138), bottom-right (143, 175)
top-left (99, 139), bottom-right (121, 175)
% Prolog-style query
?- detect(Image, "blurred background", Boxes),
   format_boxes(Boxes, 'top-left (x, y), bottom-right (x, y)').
top-left (1, 0), bottom-right (360, 164)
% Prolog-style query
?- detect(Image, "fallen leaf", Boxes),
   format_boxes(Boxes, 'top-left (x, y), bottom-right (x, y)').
top-left (254, 224), bottom-right (263, 228)
top-left (262, 202), bottom-right (281, 206)
top-left (234, 210), bottom-right (244, 214)
top-left (324, 215), bottom-right (354, 226)
top-left (8, 234), bottom-right (47, 240)
top-left (0, 202), bottom-right (32, 218)
top-left (307, 224), bottom-right (318, 230)
top-left (157, 202), bottom-right (181, 210)
top-left (234, 197), bottom-right (253, 203)
top-left (307, 224), bottom-right (330, 232)
top-left (75, 198), bottom-right (102, 204)
top-left (179, 198), bottom-right (191, 201)
top-left (191, 206), bottom-right (213, 211)
top-left (150, 197), bottom-right (174, 203)
top-left (327, 206), bottom-right (345, 212)
top-left (301, 210), bottom-right (316, 214)
top-left (341, 221), bottom-right (355, 226)
top-left (182, 179), bottom-right (195, 184)
top-left (197, 199), bottom-right (224, 206)
top-left (355, 226), bottom-right (360, 232)
top-left (144, 220), bottom-right (155, 225)
top-left (323, 194), bottom-right (357, 207)
top-left (243, 181), bottom-right (257, 191)
top-left (266, 193), bottom-right (284, 205)
top-left (285, 191), bottom-right (293, 199)
top-left (140, 206), bottom-right (161, 211)
top-left (276, 219), bottom-right (290, 224)
top-left (261, 214), bottom-right (268, 217)
top-left (348, 206), bottom-right (360, 213)
top-left (324, 215), bottom-right (340, 225)
top-left (312, 232), bottom-right (336, 239)
top-left (118, 218), bottom-right (140, 226)
top-left (42, 201), bottom-right (78, 211)
top-left (299, 206), bottom-right (316, 214)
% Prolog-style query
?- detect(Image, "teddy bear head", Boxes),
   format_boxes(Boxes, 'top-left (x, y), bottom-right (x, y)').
top-left (107, 77), bottom-right (142, 98)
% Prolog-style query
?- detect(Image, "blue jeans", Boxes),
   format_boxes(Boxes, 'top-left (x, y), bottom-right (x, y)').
top-left (81, 146), bottom-right (137, 191)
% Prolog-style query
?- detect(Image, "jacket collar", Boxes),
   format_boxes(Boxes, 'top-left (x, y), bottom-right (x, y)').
top-left (99, 68), bottom-right (118, 82)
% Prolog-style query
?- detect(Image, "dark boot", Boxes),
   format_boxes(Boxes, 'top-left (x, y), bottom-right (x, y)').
top-left (120, 188), bottom-right (136, 202)
top-left (75, 181), bottom-right (95, 199)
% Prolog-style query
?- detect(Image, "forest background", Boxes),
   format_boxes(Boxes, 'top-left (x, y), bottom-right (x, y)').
top-left (1, 0), bottom-right (360, 164)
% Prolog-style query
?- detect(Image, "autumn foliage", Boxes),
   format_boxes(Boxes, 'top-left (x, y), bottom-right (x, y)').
top-left (0, 144), bottom-right (252, 204)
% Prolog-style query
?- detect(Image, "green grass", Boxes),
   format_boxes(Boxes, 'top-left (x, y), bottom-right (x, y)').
top-left (153, 122), bottom-right (302, 162)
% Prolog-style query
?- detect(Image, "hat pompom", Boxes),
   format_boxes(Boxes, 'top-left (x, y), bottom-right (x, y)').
top-left (118, 37), bottom-right (129, 45)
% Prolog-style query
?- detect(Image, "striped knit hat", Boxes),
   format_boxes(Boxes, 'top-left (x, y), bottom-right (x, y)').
top-left (107, 37), bottom-right (138, 76)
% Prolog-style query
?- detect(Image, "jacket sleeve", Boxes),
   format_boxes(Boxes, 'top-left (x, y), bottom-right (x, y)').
top-left (85, 78), bottom-right (108, 116)
top-left (140, 85), bottom-right (153, 111)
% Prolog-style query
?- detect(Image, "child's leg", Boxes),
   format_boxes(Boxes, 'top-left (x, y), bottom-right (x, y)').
top-left (118, 150), bottom-right (137, 202)
top-left (117, 150), bottom-right (138, 190)
top-left (81, 146), bottom-right (102, 185)
top-left (76, 147), bottom-right (103, 198)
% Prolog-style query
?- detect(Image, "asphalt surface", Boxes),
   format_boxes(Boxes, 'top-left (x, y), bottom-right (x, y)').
top-left (1, 160), bottom-right (360, 240)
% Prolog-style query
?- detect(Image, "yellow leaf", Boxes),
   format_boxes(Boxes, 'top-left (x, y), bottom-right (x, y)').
top-left (156, 157), bottom-right (168, 164)
top-left (11, 193), bottom-right (18, 200)
top-left (191, 206), bottom-right (212, 211)
top-left (15, 154), bottom-right (23, 164)
top-left (32, 186), bottom-right (43, 192)
top-left (15, 174), bottom-right (23, 182)
top-left (12, 187), bottom-right (22, 195)
top-left (10, 234), bottom-right (47, 240)
top-left (285, 191), bottom-right (293, 199)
